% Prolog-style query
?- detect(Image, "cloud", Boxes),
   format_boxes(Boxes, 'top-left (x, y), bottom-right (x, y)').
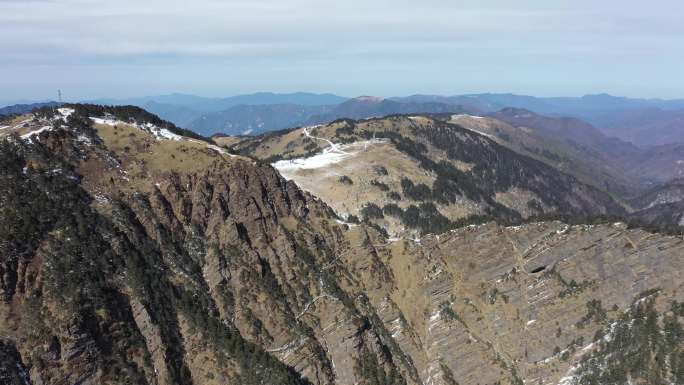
top-left (0, 0), bottom-right (683, 99)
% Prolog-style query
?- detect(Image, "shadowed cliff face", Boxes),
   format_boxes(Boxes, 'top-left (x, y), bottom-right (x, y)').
top-left (0, 107), bottom-right (419, 385)
top-left (0, 106), bottom-right (682, 385)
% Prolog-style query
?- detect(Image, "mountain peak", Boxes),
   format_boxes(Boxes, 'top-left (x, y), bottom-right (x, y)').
top-left (494, 107), bottom-right (537, 118)
top-left (352, 95), bottom-right (384, 103)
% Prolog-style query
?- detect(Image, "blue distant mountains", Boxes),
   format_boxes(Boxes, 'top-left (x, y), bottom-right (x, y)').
top-left (3, 92), bottom-right (684, 147)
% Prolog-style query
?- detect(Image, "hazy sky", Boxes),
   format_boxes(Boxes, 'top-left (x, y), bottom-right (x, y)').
top-left (1, 0), bottom-right (683, 102)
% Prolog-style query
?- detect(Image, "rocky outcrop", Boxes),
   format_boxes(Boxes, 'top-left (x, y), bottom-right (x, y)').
top-left (0, 106), bottom-right (681, 385)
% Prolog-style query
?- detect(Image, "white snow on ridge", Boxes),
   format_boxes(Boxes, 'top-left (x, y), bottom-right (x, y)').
top-left (58, 108), bottom-right (75, 119)
top-left (90, 117), bottom-right (119, 126)
top-left (273, 125), bottom-right (387, 178)
top-left (449, 115), bottom-right (498, 140)
top-left (88, 116), bottom-right (237, 157)
top-left (0, 125), bottom-right (10, 130)
top-left (152, 126), bottom-right (174, 139)
top-left (90, 117), bottom-right (184, 142)
top-left (21, 126), bottom-right (52, 139)
top-left (207, 144), bottom-right (236, 157)
top-left (274, 151), bottom-right (351, 174)
top-left (464, 127), bottom-right (496, 140)
top-left (142, 123), bottom-right (183, 141)
top-left (303, 125), bottom-right (343, 153)
top-left (452, 114), bottom-right (485, 120)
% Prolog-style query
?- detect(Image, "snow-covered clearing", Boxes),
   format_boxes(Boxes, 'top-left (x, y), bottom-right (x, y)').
top-left (273, 150), bottom-right (351, 173)
top-left (272, 125), bottom-right (387, 178)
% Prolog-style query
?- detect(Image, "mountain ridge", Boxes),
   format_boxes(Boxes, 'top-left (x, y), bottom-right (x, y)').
top-left (5, 92), bottom-right (683, 149)
top-left (0, 104), bottom-right (682, 385)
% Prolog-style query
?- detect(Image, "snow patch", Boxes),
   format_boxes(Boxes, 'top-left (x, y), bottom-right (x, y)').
top-left (452, 114), bottom-right (485, 120)
top-left (335, 218), bottom-right (358, 228)
top-left (90, 117), bottom-right (236, 157)
top-left (389, 318), bottom-right (403, 338)
top-left (464, 126), bottom-right (496, 139)
top-left (274, 150), bottom-right (351, 174)
top-left (272, 125), bottom-right (386, 178)
top-left (557, 370), bottom-right (578, 385)
top-left (76, 134), bottom-right (92, 145)
top-left (90, 116), bottom-right (119, 126)
top-left (140, 122), bottom-right (183, 141)
top-left (58, 107), bottom-right (75, 119)
top-left (207, 144), bottom-right (236, 157)
top-left (556, 224), bottom-right (570, 234)
top-left (21, 126), bottom-right (52, 139)
top-left (408, 116), bottom-right (429, 121)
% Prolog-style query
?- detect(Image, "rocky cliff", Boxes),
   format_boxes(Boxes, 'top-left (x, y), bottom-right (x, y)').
top-left (0, 106), bottom-right (681, 385)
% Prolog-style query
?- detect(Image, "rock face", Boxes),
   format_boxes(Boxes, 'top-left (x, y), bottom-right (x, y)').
top-left (627, 179), bottom-right (684, 230)
top-left (0, 105), bottom-right (682, 385)
top-left (0, 340), bottom-right (31, 385)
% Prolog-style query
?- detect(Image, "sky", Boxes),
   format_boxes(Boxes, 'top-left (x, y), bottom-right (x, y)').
top-left (1, 0), bottom-right (683, 103)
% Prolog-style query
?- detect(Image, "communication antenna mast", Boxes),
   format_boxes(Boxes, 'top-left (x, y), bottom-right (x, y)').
top-left (57, 89), bottom-right (63, 103)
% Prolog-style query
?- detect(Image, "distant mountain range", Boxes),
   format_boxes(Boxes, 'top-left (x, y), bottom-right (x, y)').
top-left (84, 92), bottom-right (348, 129)
top-left (189, 97), bottom-right (473, 136)
top-left (189, 104), bottom-right (334, 135)
top-left (0, 101), bottom-right (61, 116)
top-left (2, 92), bottom-right (683, 147)
top-left (393, 93), bottom-right (684, 114)
top-left (597, 108), bottom-right (684, 146)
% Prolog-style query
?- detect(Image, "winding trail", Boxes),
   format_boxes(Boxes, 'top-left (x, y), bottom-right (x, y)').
top-left (295, 294), bottom-right (339, 320)
top-left (303, 125), bottom-right (349, 155)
